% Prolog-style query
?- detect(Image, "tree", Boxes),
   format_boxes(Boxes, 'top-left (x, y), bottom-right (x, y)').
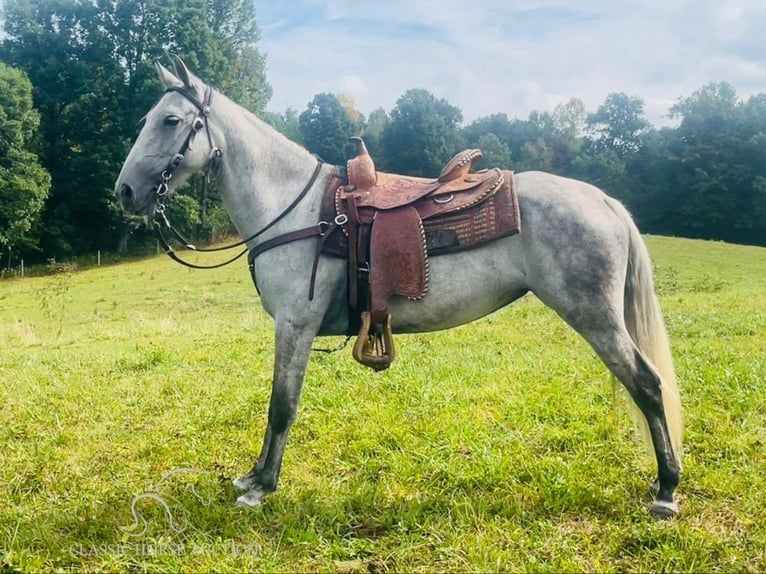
top-left (520, 107), bottom-right (583, 175)
top-left (463, 107), bottom-right (583, 175)
top-left (659, 83), bottom-right (766, 244)
top-left (337, 94), bottom-right (364, 129)
top-left (299, 93), bottom-right (361, 164)
top-left (518, 138), bottom-right (556, 172)
top-left (164, 0), bottom-right (271, 113)
top-left (571, 94), bottom-right (651, 201)
top-left (0, 62), bottom-right (50, 256)
top-left (264, 107), bottom-right (304, 144)
top-left (462, 113), bottom-right (515, 149)
top-left (502, 112), bottom-right (562, 174)
top-left (1, 0), bottom-right (174, 256)
top-left (381, 89), bottom-right (463, 177)
top-left (587, 92), bottom-right (651, 157)
top-left (0, 0), bottom-right (271, 257)
top-left (572, 147), bottom-right (628, 196)
top-left (473, 133), bottom-right (512, 170)
top-left (623, 127), bottom-right (679, 232)
top-left (362, 107), bottom-right (389, 165)
top-left (552, 98), bottom-right (586, 140)
top-left (669, 82), bottom-right (738, 123)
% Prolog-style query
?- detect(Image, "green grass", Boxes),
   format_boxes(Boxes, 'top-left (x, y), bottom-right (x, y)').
top-left (1, 235), bottom-right (765, 572)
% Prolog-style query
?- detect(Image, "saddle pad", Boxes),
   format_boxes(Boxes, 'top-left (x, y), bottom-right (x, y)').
top-left (423, 170), bottom-right (520, 254)
top-left (370, 206), bottom-right (429, 316)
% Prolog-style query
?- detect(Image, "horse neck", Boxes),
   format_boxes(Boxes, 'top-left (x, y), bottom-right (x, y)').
top-left (214, 95), bottom-right (330, 238)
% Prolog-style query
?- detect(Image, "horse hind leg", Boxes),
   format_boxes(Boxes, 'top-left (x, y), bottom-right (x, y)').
top-left (615, 344), bottom-right (681, 519)
top-left (571, 317), bottom-right (681, 518)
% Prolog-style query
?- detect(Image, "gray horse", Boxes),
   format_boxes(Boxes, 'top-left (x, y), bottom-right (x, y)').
top-left (114, 58), bottom-right (682, 518)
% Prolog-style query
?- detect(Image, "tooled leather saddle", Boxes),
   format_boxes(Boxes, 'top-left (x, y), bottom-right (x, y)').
top-left (321, 137), bottom-right (521, 371)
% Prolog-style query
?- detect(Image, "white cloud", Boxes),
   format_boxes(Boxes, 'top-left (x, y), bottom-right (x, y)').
top-left (255, 0), bottom-right (766, 126)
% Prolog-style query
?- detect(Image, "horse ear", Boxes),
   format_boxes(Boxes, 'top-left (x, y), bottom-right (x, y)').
top-left (154, 59), bottom-right (181, 89)
top-left (170, 54), bottom-right (193, 88)
top-left (169, 54), bottom-right (206, 96)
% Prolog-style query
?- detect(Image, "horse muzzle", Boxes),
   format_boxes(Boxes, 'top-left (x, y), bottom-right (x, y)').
top-left (116, 182), bottom-right (156, 216)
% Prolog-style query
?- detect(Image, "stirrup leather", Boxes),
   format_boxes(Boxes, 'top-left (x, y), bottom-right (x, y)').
top-left (352, 312), bottom-right (395, 371)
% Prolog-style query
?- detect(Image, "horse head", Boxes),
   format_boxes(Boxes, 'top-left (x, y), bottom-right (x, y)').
top-left (114, 56), bottom-right (222, 216)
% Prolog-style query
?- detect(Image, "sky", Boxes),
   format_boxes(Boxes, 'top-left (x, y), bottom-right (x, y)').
top-left (254, 0), bottom-right (766, 127)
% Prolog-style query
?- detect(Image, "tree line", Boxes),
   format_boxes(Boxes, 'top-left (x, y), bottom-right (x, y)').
top-left (1, 0), bottom-right (765, 269)
top-left (294, 86), bottom-right (766, 248)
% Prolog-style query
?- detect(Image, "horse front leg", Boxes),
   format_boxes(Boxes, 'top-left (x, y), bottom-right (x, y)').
top-left (233, 316), bottom-right (317, 507)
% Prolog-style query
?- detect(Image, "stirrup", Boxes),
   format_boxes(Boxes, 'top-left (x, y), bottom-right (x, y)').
top-left (352, 311), bottom-right (395, 371)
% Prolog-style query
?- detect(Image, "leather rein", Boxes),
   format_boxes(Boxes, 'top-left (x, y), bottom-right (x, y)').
top-left (151, 85), bottom-right (342, 276)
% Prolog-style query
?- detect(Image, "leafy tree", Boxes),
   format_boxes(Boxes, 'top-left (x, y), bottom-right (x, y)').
top-left (587, 92), bottom-right (651, 157)
top-left (337, 94), bottom-right (364, 129)
top-left (163, 0), bottom-right (271, 113)
top-left (524, 107), bottom-right (583, 175)
top-left (299, 93), bottom-right (361, 164)
top-left (670, 82), bottom-right (738, 122)
top-left (264, 107), bottom-right (304, 144)
top-left (572, 148), bottom-right (628, 197)
top-left (552, 98), bottom-right (586, 140)
top-left (0, 62), bottom-right (50, 256)
top-left (1, 0), bottom-right (163, 256)
top-left (464, 106), bottom-right (582, 175)
top-left (165, 193), bottom-right (201, 240)
top-left (659, 83), bottom-right (766, 244)
top-left (503, 112), bottom-right (562, 174)
top-left (518, 138), bottom-right (556, 172)
top-left (0, 0), bottom-right (271, 257)
top-left (381, 89), bottom-right (463, 177)
top-left (462, 113), bottom-right (515, 149)
top-left (473, 133), bottom-right (512, 170)
top-left (569, 94), bottom-right (651, 201)
top-left (622, 127), bottom-right (679, 231)
top-left (362, 107), bottom-right (389, 166)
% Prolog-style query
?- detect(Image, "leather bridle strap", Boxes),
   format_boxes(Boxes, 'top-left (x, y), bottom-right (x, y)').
top-left (164, 85), bottom-right (216, 152)
top-left (153, 85), bottom-right (219, 215)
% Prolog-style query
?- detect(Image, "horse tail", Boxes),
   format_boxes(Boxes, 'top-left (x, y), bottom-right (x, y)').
top-left (606, 197), bottom-right (683, 462)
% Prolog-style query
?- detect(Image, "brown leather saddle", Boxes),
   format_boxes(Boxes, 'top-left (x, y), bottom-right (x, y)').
top-left (324, 137), bottom-right (520, 371)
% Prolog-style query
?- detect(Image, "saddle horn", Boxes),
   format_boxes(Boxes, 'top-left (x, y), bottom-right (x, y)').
top-left (346, 136), bottom-right (377, 190)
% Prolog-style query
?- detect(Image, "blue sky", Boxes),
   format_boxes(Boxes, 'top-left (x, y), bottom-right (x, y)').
top-left (254, 0), bottom-right (766, 126)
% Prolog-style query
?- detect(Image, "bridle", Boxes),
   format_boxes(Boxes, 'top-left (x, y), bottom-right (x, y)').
top-left (151, 84), bottom-right (241, 269)
top-left (151, 84), bottom-right (333, 271)
top-left (153, 85), bottom-right (221, 217)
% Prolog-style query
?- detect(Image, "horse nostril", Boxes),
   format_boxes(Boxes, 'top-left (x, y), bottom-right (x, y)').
top-left (120, 183), bottom-right (134, 201)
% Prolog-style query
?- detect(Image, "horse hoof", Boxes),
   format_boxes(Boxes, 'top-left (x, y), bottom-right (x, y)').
top-left (235, 489), bottom-right (268, 508)
top-left (232, 475), bottom-right (256, 492)
top-left (650, 500), bottom-right (679, 520)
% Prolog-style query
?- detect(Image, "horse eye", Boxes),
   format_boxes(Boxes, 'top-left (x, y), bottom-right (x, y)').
top-left (163, 115), bottom-right (181, 127)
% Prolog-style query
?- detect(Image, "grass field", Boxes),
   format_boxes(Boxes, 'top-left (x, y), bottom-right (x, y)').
top-left (1, 235), bottom-right (765, 572)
